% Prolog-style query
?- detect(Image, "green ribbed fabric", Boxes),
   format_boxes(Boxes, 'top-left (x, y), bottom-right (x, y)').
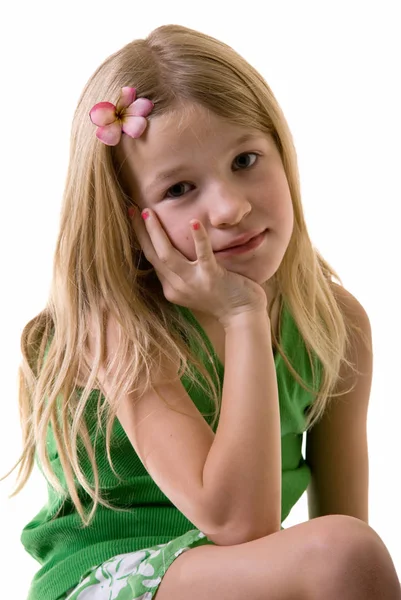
top-left (21, 302), bottom-right (322, 600)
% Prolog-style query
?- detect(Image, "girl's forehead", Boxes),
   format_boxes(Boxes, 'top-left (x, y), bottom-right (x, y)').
top-left (114, 105), bottom-right (271, 196)
top-left (120, 105), bottom-right (268, 161)
top-left (155, 105), bottom-right (267, 141)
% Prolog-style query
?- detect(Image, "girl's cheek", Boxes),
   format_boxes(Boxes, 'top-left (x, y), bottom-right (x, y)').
top-left (176, 231), bottom-right (196, 260)
top-left (164, 222), bottom-right (195, 259)
top-left (156, 207), bottom-right (200, 260)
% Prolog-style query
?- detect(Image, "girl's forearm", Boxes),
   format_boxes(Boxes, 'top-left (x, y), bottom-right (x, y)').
top-left (202, 311), bottom-right (282, 542)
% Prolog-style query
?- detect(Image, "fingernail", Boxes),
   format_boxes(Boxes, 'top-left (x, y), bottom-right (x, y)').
top-left (142, 210), bottom-right (150, 220)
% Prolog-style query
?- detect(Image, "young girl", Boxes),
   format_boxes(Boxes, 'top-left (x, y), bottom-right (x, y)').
top-left (3, 23), bottom-right (400, 600)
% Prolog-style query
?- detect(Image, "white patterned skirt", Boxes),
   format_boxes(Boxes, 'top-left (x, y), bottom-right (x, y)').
top-left (62, 529), bottom-right (215, 600)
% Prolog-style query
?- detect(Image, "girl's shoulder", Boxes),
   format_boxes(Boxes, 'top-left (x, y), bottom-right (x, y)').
top-left (330, 282), bottom-right (371, 327)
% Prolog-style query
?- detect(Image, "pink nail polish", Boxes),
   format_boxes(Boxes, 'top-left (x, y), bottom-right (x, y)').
top-left (142, 210), bottom-right (149, 220)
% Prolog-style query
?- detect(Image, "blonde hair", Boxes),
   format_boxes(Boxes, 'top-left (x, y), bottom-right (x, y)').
top-left (2, 24), bottom-right (369, 526)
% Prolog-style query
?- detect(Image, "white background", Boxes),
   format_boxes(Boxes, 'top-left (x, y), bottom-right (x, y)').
top-left (1, 1), bottom-right (400, 597)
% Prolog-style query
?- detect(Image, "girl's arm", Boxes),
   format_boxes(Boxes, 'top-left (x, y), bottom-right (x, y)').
top-left (116, 310), bottom-right (281, 546)
top-left (202, 310), bottom-right (281, 542)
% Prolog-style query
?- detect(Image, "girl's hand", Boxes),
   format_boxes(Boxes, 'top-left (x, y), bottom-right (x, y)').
top-left (131, 208), bottom-right (267, 327)
top-left (78, 208), bottom-right (268, 393)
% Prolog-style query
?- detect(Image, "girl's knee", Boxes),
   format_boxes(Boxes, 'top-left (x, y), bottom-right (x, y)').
top-left (307, 516), bottom-right (378, 578)
top-left (310, 515), bottom-right (400, 598)
top-left (309, 514), bottom-right (376, 550)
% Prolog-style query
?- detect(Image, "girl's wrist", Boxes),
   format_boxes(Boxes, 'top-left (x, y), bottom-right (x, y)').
top-left (219, 309), bottom-right (270, 332)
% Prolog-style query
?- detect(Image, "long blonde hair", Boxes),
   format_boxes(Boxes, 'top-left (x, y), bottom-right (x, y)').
top-left (2, 24), bottom-right (369, 526)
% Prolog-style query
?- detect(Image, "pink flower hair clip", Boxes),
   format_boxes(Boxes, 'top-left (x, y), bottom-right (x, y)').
top-left (89, 86), bottom-right (154, 146)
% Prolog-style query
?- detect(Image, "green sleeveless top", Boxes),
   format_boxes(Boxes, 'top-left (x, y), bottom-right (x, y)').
top-left (21, 302), bottom-right (322, 600)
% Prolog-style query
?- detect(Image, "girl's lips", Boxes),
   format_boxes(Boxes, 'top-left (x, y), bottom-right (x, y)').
top-left (215, 229), bottom-right (267, 256)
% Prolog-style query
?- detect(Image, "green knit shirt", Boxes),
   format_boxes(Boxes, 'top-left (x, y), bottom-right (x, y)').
top-left (21, 302), bottom-right (322, 600)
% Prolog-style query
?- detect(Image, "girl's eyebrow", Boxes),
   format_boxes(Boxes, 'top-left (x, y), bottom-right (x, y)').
top-left (145, 132), bottom-right (265, 193)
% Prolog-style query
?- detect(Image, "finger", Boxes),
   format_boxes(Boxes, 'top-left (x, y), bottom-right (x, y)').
top-left (190, 220), bottom-right (216, 265)
top-left (140, 209), bottom-right (185, 268)
top-left (129, 208), bottom-right (160, 266)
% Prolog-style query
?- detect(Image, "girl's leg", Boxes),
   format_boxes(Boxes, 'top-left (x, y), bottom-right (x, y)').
top-left (154, 514), bottom-right (400, 600)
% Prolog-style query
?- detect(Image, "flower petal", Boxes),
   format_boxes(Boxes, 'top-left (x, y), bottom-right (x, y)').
top-left (89, 102), bottom-right (117, 126)
top-left (121, 116), bottom-right (148, 139)
top-left (124, 98), bottom-right (154, 118)
top-left (116, 87), bottom-right (136, 112)
top-left (96, 122), bottom-right (122, 146)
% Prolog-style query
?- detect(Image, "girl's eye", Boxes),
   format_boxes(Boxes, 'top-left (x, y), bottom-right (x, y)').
top-left (232, 152), bottom-right (259, 170)
top-left (164, 152), bottom-right (259, 199)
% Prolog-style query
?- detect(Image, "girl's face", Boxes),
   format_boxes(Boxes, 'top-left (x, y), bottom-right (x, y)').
top-left (116, 104), bottom-right (294, 288)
